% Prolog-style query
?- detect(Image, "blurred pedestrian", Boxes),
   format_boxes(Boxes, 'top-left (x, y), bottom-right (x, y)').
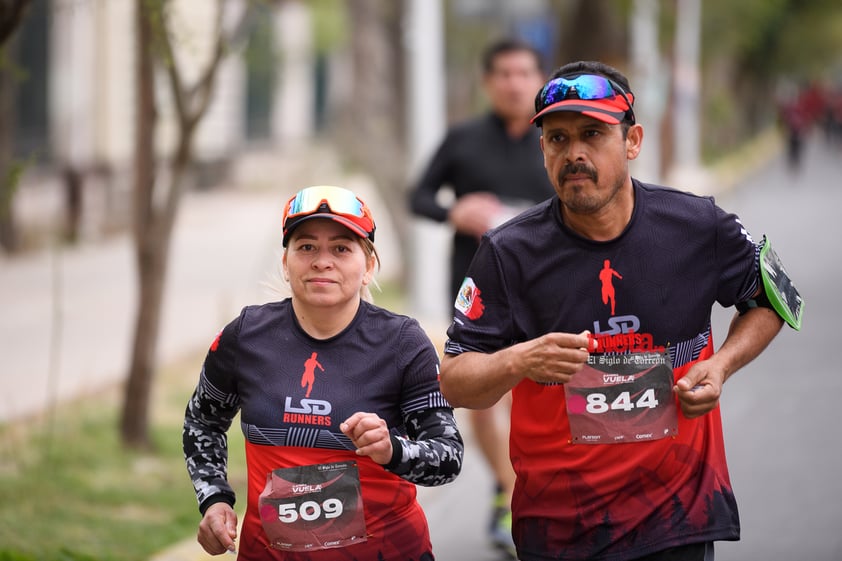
top-left (779, 96), bottom-right (809, 172)
top-left (408, 37), bottom-right (553, 558)
top-left (822, 85), bottom-right (842, 146)
top-left (440, 60), bottom-right (801, 561)
top-left (184, 185), bottom-right (464, 560)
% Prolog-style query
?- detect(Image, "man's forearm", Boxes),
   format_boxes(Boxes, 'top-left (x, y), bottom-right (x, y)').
top-left (440, 351), bottom-right (520, 409)
top-left (717, 307), bottom-right (784, 383)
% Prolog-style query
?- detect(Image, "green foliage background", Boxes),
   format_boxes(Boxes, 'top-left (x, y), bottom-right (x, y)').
top-left (0, 353), bottom-right (246, 561)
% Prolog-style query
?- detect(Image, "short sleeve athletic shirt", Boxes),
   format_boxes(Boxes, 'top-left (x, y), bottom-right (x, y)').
top-left (445, 180), bottom-right (760, 561)
top-left (184, 300), bottom-right (462, 561)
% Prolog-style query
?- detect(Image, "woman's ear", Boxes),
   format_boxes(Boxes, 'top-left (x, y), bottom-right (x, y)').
top-left (362, 254), bottom-right (376, 285)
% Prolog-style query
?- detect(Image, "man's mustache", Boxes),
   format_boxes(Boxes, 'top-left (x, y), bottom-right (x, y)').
top-left (560, 163), bottom-right (598, 182)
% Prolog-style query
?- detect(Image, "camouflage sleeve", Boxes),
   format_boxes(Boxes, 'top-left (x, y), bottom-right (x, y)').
top-left (183, 320), bottom-right (242, 514)
top-left (183, 368), bottom-right (241, 513)
top-left (384, 406), bottom-right (464, 487)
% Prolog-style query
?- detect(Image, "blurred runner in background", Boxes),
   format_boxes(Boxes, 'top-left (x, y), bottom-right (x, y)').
top-left (409, 37), bottom-right (553, 558)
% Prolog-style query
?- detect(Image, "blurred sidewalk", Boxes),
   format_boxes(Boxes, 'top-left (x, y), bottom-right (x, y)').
top-left (0, 187), bottom-right (283, 423)
top-left (0, 151), bottom-right (400, 424)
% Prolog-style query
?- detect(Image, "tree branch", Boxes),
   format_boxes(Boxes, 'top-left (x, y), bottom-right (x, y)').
top-left (159, 0), bottom-right (254, 230)
top-left (184, 0), bottom-right (226, 130)
top-left (0, 0), bottom-right (33, 47)
top-left (155, 2), bottom-right (187, 127)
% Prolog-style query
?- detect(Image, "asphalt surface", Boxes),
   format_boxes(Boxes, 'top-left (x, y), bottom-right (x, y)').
top-left (3, 135), bottom-right (841, 561)
top-left (710, 136), bottom-right (842, 561)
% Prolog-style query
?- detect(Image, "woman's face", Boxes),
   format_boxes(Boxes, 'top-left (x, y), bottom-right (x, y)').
top-left (283, 218), bottom-right (375, 312)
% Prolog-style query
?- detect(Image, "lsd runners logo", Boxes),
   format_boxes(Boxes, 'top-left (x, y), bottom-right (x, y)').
top-left (284, 352), bottom-right (332, 426)
top-left (590, 260), bottom-right (664, 354)
top-left (455, 277), bottom-right (485, 320)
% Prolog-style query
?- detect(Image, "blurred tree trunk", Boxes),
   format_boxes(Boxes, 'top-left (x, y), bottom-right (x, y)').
top-left (555, 0), bottom-right (629, 69)
top-left (0, 0), bottom-right (31, 44)
top-left (0, 0), bottom-right (32, 253)
top-left (120, 0), bottom-right (249, 449)
top-left (0, 48), bottom-right (18, 252)
top-left (342, 0), bottom-right (410, 285)
top-left (121, 0), bottom-right (160, 449)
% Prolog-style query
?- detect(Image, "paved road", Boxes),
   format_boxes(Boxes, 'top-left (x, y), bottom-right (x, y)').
top-left (710, 137), bottom-right (842, 561)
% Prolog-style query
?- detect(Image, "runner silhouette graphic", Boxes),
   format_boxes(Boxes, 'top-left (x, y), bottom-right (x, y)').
top-left (300, 352), bottom-right (324, 398)
top-left (599, 259), bottom-right (623, 315)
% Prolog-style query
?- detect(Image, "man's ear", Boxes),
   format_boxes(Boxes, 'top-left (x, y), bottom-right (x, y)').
top-left (626, 123), bottom-right (644, 161)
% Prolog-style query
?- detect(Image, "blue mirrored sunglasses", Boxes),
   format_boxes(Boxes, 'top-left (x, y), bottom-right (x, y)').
top-left (537, 74), bottom-right (635, 123)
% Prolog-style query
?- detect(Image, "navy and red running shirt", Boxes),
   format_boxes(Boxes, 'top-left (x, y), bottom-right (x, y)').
top-left (184, 300), bottom-right (463, 561)
top-left (445, 180), bottom-right (761, 561)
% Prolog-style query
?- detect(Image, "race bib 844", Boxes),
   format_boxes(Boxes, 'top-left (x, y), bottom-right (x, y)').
top-left (565, 352), bottom-right (678, 444)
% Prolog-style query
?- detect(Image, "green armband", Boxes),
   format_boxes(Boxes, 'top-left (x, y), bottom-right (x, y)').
top-left (743, 236), bottom-right (804, 330)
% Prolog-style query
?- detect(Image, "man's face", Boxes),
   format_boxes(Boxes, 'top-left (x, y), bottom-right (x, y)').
top-left (483, 51), bottom-right (545, 122)
top-left (539, 111), bottom-right (640, 217)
